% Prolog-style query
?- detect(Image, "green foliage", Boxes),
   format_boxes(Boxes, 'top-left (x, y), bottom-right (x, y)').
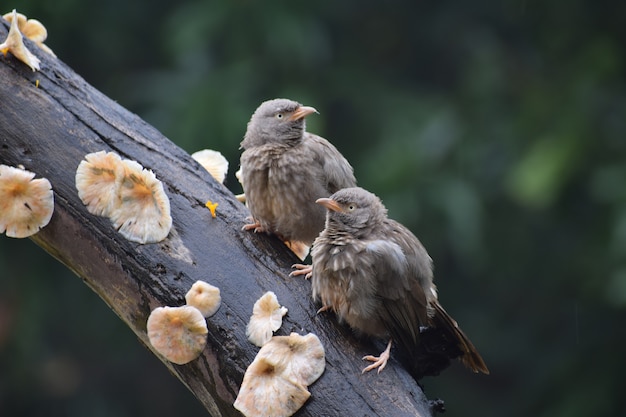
top-left (2, 0), bottom-right (626, 416)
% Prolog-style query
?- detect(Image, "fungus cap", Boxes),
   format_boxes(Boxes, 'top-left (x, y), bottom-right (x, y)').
top-left (191, 149), bottom-right (228, 184)
top-left (146, 306), bottom-right (208, 365)
top-left (109, 159), bottom-right (172, 244)
top-left (234, 355), bottom-right (310, 417)
top-left (246, 291), bottom-right (288, 347)
top-left (75, 151), bottom-right (123, 217)
top-left (258, 333), bottom-right (326, 386)
top-left (185, 280), bottom-right (221, 318)
top-left (0, 164), bottom-right (54, 238)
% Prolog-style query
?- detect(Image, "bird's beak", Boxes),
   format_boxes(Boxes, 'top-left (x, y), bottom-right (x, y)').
top-left (316, 197), bottom-right (343, 212)
top-left (289, 106), bottom-right (318, 121)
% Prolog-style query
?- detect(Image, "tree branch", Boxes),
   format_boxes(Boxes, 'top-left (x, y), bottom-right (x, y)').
top-left (0, 23), bottom-right (434, 417)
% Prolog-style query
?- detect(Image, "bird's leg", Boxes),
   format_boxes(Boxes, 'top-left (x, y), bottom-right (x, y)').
top-left (362, 339), bottom-right (393, 374)
top-left (242, 217), bottom-right (265, 233)
top-left (289, 263), bottom-right (313, 278)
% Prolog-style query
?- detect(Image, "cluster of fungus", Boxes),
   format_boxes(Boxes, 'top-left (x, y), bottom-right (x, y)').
top-left (234, 332), bottom-right (325, 417)
top-left (0, 164), bottom-right (54, 238)
top-left (146, 280), bottom-right (221, 365)
top-left (235, 292), bottom-right (325, 417)
top-left (1, 9), bottom-right (55, 71)
top-left (75, 150), bottom-right (172, 244)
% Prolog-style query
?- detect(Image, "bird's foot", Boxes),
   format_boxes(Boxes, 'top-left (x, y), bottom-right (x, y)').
top-left (316, 305), bottom-right (331, 314)
top-left (289, 264), bottom-right (313, 279)
top-left (242, 218), bottom-right (265, 233)
top-left (362, 339), bottom-right (392, 374)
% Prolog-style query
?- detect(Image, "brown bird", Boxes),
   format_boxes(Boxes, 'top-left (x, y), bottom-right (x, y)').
top-left (311, 187), bottom-right (489, 377)
top-left (239, 98), bottom-right (356, 261)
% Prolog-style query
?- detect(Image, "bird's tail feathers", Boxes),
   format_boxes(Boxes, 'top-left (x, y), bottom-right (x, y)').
top-left (431, 302), bottom-right (490, 374)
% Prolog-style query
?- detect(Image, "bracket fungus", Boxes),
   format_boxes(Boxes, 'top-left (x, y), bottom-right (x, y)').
top-left (191, 149), bottom-right (229, 184)
top-left (146, 306), bottom-right (208, 365)
top-left (0, 164), bottom-right (54, 238)
top-left (234, 333), bottom-right (326, 417)
top-left (246, 291), bottom-right (288, 347)
top-left (0, 9), bottom-right (40, 71)
top-left (75, 151), bottom-right (172, 244)
top-left (185, 280), bottom-right (221, 318)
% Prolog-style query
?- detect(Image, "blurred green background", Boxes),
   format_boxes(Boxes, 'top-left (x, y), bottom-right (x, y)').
top-left (1, 0), bottom-right (626, 416)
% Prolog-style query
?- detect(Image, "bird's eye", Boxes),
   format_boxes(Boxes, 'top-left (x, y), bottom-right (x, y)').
top-left (347, 204), bottom-right (356, 211)
top-left (276, 113), bottom-right (283, 119)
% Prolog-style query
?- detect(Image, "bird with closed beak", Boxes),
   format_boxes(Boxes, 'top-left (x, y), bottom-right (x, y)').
top-left (310, 187), bottom-right (489, 378)
top-left (239, 98), bottom-right (356, 262)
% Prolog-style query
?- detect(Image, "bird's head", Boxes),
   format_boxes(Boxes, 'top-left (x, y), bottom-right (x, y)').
top-left (241, 98), bottom-right (318, 149)
top-left (316, 187), bottom-right (388, 238)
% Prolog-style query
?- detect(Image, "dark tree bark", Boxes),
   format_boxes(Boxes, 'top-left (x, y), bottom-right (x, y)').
top-left (0, 23), bottom-right (435, 416)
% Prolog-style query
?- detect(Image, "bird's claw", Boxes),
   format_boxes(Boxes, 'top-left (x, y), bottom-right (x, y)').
top-left (361, 355), bottom-right (389, 374)
top-left (290, 264), bottom-right (313, 278)
top-left (242, 219), bottom-right (265, 233)
top-left (316, 305), bottom-right (331, 314)
top-left (361, 340), bottom-right (392, 374)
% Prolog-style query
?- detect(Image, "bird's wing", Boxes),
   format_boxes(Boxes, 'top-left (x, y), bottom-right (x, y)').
top-left (365, 238), bottom-right (430, 351)
top-left (385, 219), bottom-right (435, 298)
top-left (303, 133), bottom-right (356, 193)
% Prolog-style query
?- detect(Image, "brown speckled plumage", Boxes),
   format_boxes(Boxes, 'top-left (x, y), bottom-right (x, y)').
top-left (311, 187), bottom-right (489, 376)
top-left (240, 98), bottom-right (356, 245)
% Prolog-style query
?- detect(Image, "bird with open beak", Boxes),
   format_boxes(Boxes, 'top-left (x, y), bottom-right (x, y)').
top-left (239, 98), bottom-right (356, 261)
top-left (310, 187), bottom-right (489, 378)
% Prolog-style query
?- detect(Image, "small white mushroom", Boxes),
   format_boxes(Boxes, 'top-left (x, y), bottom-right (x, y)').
top-left (109, 159), bottom-right (172, 244)
top-left (234, 332), bottom-right (326, 417)
top-left (75, 151), bottom-right (123, 217)
top-left (0, 9), bottom-right (40, 71)
top-left (258, 333), bottom-right (326, 386)
top-left (185, 280), bottom-right (221, 318)
top-left (191, 149), bottom-right (229, 184)
top-left (0, 164), bottom-right (53, 238)
top-left (246, 291), bottom-right (288, 347)
top-left (146, 306), bottom-right (208, 365)
top-left (234, 355), bottom-right (310, 417)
